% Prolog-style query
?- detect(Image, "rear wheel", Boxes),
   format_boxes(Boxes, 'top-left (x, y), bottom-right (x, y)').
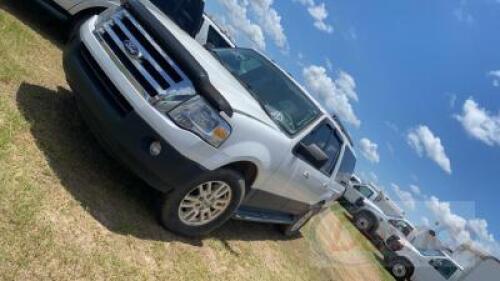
top-left (159, 169), bottom-right (245, 237)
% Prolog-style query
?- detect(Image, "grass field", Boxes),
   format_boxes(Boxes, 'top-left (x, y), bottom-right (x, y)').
top-left (0, 1), bottom-right (395, 280)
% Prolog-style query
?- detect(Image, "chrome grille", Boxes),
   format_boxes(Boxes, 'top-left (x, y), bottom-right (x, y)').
top-left (95, 9), bottom-right (191, 98)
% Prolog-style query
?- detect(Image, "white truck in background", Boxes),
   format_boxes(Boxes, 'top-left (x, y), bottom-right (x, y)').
top-left (386, 241), bottom-right (500, 281)
top-left (36, 0), bottom-right (235, 48)
top-left (341, 181), bottom-right (405, 218)
top-left (352, 196), bottom-right (415, 249)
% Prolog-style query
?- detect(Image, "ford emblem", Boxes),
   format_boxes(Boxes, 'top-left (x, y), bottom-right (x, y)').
top-left (123, 40), bottom-right (141, 59)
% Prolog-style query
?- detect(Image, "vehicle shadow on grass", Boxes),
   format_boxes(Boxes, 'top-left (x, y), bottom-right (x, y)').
top-left (0, 0), bottom-right (68, 48)
top-left (16, 82), bottom-right (290, 247)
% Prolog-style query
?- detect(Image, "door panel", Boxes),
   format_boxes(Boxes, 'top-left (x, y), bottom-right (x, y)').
top-left (279, 121), bottom-right (342, 206)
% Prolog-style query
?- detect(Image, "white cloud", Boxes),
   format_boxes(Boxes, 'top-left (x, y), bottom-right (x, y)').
top-left (294, 0), bottom-right (333, 33)
top-left (308, 3), bottom-right (334, 33)
top-left (392, 184), bottom-right (416, 211)
top-left (217, 0), bottom-right (266, 49)
top-left (488, 70), bottom-right (500, 87)
top-left (216, 0), bottom-right (288, 50)
top-left (421, 217), bottom-right (431, 227)
top-left (455, 98), bottom-right (500, 146)
top-left (410, 184), bottom-right (421, 195)
top-left (454, 0), bottom-right (474, 24)
top-left (426, 197), bottom-right (498, 257)
top-left (407, 125), bottom-right (452, 174)
top-left (359, 138), bottom-right (380, 163)
top-left (249, 0), bottom-right (288, 49)
top-left (357, 171), bottom-right (378, 185)
top-left (325, 57), bottom-right (334, 72)
top-left (427, 196), bottom-right (471, 245)
top-left (468, 219), bottom-right (495, 242)
top-left (302, 65), bottom-right (361, 127)
top-left (385, 121), bottom-right (400, 134)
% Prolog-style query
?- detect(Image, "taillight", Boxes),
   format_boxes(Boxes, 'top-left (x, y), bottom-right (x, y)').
top-left (387, 235), bottom-right (403, 251)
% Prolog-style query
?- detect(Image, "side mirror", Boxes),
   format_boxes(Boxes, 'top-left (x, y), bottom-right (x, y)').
top-left (298, 143), bottom-right (329, 167)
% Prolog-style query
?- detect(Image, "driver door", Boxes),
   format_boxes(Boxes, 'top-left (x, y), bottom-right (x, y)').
top-left (282, 120), bottom-right (343, 209)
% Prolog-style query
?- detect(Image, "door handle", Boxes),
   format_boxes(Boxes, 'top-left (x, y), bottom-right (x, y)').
top-left (303, 171), bottom-right (310, 178)
top-left (322, 183), bottom-right (328, 188)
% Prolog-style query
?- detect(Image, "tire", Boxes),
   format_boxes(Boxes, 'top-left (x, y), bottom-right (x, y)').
top-left (354, 211), bottom-right (377, 234)
top-left (387, 257), bottom-right (414, 281)
top-left (280, 204), bottom-right (322, 238)
top-left (159, 169), bottom-right (245, 237)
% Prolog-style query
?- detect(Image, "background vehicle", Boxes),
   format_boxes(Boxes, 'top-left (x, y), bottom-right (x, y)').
top-left (37, 0), bottom-right (235, 48)
top-left (352, 198), bottom-right (414, 249)
top-left (385, 228), bottom-right (500, 280)
top-left (63, 0), bottom-right (356, 237)
top-left (341, 182), bottom-right (405, 217)
top-left (341, 182), bottom-right (379, 207)
top-left (386, 242), bottom-right (464, 281)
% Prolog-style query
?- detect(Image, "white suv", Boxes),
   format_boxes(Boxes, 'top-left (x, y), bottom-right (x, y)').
top-left (62, 0), bottom-right (356, 237)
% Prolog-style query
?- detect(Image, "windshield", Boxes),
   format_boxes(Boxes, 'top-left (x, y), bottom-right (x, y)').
top-left (211, 48), bottom-right (321, 135)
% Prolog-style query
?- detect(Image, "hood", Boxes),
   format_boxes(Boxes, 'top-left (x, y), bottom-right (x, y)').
top-left (362, 199), bottom-right (386, 218)
top-left (141, 1), bottom-right (278, 129)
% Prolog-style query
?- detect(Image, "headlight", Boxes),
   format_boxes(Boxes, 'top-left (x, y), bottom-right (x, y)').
top-left (169, 96), bottom-right (231, 147)
top-left (150, 85), bottom-right (197, 114)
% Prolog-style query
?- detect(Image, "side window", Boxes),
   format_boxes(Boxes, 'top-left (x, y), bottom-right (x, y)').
top-left (429, 259), bottom-right (458, 280)
top-left (207, 26), bottom-right (232, 48)
top-left (295, 122), bottom-right (342, 175)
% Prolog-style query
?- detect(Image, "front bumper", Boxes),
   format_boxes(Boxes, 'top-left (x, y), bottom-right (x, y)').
top-left (63, 36), bottom-right (206, 193)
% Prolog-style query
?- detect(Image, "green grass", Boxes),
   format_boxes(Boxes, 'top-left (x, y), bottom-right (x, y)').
top-left (330, 205), bottom-right (396, 281)
top-left (0, 4), bottom-right (394, 281)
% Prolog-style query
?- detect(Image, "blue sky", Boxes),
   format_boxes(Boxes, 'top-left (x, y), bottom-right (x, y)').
top-left (205, 0), bottom-right (500, 256)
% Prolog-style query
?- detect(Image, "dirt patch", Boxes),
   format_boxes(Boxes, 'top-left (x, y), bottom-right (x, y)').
top-left (304, 209), bottom-right (393, 281)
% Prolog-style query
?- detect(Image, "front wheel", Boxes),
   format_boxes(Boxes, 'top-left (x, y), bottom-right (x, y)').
top-left (388, 257), bottom-right (414, 281)
top-left (159, 169), bottom-right (245, 237)
top-left (354, 211), bottom-right (376, 234)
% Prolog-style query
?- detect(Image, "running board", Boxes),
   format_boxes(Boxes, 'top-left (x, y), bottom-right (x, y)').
top-left (233, 208), bottom-right (295, 225)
